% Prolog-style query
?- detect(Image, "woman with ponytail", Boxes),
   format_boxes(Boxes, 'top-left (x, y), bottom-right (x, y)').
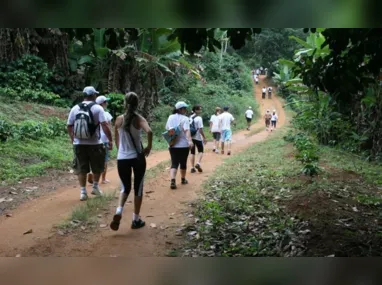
top-left (110, 92), bottom-right (153, 231)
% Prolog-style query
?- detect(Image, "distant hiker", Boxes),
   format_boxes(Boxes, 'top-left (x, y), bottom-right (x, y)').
top-left (268, 86), bottom-right (273, 99)
top-left (110, 92), bottom-right (153, 231)
top-left (260, 66), bottom-right (264, 75)
top-left (189, 105), bottom-right (207, 173)
top-left (264, 109), bottom-right (272, 131)
top-left (265, 68), bottom-right (268, 76)
top-left (256, 69), bottom-right (260, 76)
top-left (262, 87), bottom-right (266, 99)
top-left (245, 106), bottom-right (254, 131)
top-left (209, 107), bottom-right (222, 154)
top-left (219, 106), bottom-right (235, 155)
top-left (255, 76), bottom-right (259, 85)
top-left (67, 86), bottom-right (113, 201)
top-left (271, 110), bottom-right (278, 131)
top-left (165, 101), bottom-right (193, 189)
top-left (96, 95), bottom-right (113, 184)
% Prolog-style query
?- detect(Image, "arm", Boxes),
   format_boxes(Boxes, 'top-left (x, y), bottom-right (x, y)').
top-left (139, 116), bottom-right (153, 157)
top-left (185, 129), bottom-right (193, 149)
top-left (114, 116), bottom-right (123, 151)
top-left (67, 125), bottom-right (74, 143)
top-left (101, 122), bottom-right (113, 150)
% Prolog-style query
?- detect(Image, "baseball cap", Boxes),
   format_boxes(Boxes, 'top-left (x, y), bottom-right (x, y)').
top-left (83, 86), bottom-right (99, 96)
top-left (248, 106), bottom-right (252, 109)
top-left (96, 95), bottom-right (110, 104)
top-left (175, 101), bottom-right (189, 109)
top-left (223, 106), bottom-right (229, 111)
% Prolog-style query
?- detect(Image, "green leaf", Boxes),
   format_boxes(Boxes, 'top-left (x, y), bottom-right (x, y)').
top-left (289, 35), bottom-right (311, 49)
top-left (78, 55), bottom-right (94, 65)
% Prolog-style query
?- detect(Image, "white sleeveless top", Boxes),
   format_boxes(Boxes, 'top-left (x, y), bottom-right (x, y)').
top-left (117, 116), bottom-right (142, 160)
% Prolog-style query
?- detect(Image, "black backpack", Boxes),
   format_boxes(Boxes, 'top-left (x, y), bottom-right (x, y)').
top-left (73, 102), bottom-right (99, 139)
top-left (189, 115), bottom-right (198, 137)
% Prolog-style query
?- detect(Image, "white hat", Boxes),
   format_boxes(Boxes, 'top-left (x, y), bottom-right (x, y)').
top-left (248, 106), bottom-right (252, 109)
top-left (83, 86), bottom-right (99, 96)
top-left (175, 101), bottom-right (189, 109)
top-left (96, 95), bottom-right (110, 104)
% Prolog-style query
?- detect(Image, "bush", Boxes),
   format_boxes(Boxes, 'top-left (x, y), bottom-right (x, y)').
top-left (106, 93), bottom-right (125, 119)
top-left (0, 119), bottom-right (12, 142)
top-left (0, 87), bottom-right (60, 105)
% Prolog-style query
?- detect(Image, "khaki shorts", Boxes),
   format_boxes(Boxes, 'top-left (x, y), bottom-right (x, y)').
top-left (72, 144), bottom-right (106, 175)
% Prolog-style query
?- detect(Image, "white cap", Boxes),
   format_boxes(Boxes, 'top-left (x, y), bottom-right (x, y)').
top-left (96, 95), bottom-right (110, 104)
top-left (83, 86), bottom-right (99, 96)
top-left (175, 101), bottom-right (189, 109)
top-left (248, 106), bottom-right (252, 109)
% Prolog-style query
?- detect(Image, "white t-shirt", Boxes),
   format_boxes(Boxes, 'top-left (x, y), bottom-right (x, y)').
top-left (271, 114), bottom-right (278, 121)
top-left (262, 87), bottom-right (266, 93)
top-left (190, 115), bottom-right (203, 141)
top-left (209, 114), bottom-right (221, 133)
top-left (100, 111), bottom-right (113, 143)
top-left (67, 101), bottom-right (106, 145)
top-left (245, 109), bottom-right (254, 119)
top-left (165, 113), bottom-right (190, 148)
top-left (219, 112), bottom-right (234, 131)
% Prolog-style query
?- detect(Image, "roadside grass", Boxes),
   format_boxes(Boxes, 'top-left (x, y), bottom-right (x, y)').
top-left (0, 136), bottom-right (73, 183)
top-left (180, 128), bottom-right (382, 257)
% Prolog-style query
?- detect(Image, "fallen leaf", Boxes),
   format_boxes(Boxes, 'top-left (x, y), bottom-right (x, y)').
top-left (23, 229), bottom-right (33, 235)
top-left (69, 170), bottom-right (74, 174)
top-left (150, 223), bottom-right (157, 228)
top-left (81, 226), bottom-right (86, 230)
top-left (15, 254), bottom-right (21, 257)
top-left (146, 215), bottom-right (154, 218)
top-left (0, 197), bottom-right (13, 203)
top-left (57, 230), bottom-right (65, 236)
top-left (160, 225), bottom-right (169, 230)
top-left (97, 214), bottom-right (102, 218)
top-left (99, 224), bottom-right (108, 228)
top-left (71, 220), bottom-right (80, 224)
top-left (9, 191), bottom-right (18, 195)
top-left (352, 207), bottom-right (359, 212)
top-left (146, 191), bottom-right (155, 194)
top-left (6, 213), bottom-right (12, 217)
top-left (188, 231), bottom-right (197, 236)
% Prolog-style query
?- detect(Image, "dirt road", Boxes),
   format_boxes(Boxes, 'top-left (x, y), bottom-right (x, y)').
top-left (0, 75), bottom-right (286, 257)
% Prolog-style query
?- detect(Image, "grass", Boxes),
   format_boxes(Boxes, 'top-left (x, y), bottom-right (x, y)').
top-left (57, 192), bottom-right (115, 230)
top-left (179, 128), bottom-right (382, 257)
top-left (0, 136), bottom-right (73, 183)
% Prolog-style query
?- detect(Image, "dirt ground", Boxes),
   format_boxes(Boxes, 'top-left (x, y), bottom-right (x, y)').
top-left (0, 75), bottom-right (286, 257)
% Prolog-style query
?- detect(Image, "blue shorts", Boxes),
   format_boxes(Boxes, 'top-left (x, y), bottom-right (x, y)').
top-left (221, 129), bottom-right (232, 142)
top-left (103, 142), bottom-right (110, 162)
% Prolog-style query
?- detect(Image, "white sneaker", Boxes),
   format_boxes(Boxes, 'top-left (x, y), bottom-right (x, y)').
top-left (91, 186), bottom-right (103, 196)
top-left (80, 192), bottom-right (88, 201)
top-left (215, 149), bottom-right (219, 154)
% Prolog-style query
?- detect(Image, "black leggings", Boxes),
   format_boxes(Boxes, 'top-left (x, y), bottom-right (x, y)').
top-left (118, 158), bottom-right (146, 197)
top-left (169, 147), bottom-right (189, 170)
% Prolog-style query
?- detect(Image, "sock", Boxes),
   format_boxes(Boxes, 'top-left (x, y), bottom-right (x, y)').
top-left (182, 177), bottom-right (186, 182)
top-left (116, 207), bottom-right (123, 215)
top-left (93, 181), bottom-right (99, 188)
top-left (81, 187), bottom-right (86, 194)
top-left (133, 213), bottom-right (139, 221)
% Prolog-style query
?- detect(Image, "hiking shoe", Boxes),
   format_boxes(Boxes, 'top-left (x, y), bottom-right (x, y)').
top-left (91, 187), bottom-right (103, 196)
top-left (131, 219), bottom-right (145, 229)
top-left (80, 192), bottom-right (88, 201)
top-left (170, 181), bottom-right (177, 189)
top-left (227, 151), bottom-right (231, 156)
top-left (195, 164), bottom-right (203, 173)
top-left (212, 148), bottom-right (216, 152)
top-left (191, 168), bottom-right (196, 173)
top-left (215, 149), bottom-right (219, 154)
top-left (110, 214), bottom-right (122, 231)
top-left (181, 179), bottom-right (188, 185)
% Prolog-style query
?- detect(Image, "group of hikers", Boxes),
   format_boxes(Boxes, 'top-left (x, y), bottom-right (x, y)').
top-left (66, 87), bottom-right (239, 232)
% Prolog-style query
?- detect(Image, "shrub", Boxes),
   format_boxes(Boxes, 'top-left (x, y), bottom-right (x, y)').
top-left (106, 93), bottom-right (125, 118)
top-left (0, 87), bottom-right (60, 105)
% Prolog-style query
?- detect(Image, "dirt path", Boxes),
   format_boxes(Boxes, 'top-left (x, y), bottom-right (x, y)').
top-left (0, 75), bottom-right (286, 257)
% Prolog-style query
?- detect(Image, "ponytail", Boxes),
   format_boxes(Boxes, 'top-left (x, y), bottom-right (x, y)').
top-left (123, 92), bottom-right (139, 132)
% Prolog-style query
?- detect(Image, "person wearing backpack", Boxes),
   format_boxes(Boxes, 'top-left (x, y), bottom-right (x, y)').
top-left (110, 92), bottom-right (153, 231)
top-left (67, 86), bottom-right (113, 201)
top-left (165, 101), bottom-right (193, 190)
top-left (189, 105), bottom-right (207, 174)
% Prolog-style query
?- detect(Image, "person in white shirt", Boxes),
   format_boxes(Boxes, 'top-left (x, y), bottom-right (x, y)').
top-left (189, 105), bottom-right (207, 173)
top-left (96, 95), bottom-right (113, 184)
top-left (219, 106), bottom-right (236, 155)
top-left (165, 101), bottom-right (194, 190)
top-left (209, 107), bottom-right (222, 153)
top-left (67, 86), bottom-right (113, 201)
top-left (245, 106), bottom-right (254, 131)
top-left (268, 86), bottom-right (273, 99)
top-left (262, 86), bottom-right (266, 99)
top-left (271, 110), bottom-right (278, 131)
top-left (255, 76), bottom-right (259, 85)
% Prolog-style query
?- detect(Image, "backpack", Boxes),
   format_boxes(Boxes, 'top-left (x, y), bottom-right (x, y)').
top-left (162, 125), bottom-right (181, 147)
top-left (73, 102), bottom-right (99, 139)
top-left (189, 115), bottom-right (198, 137)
